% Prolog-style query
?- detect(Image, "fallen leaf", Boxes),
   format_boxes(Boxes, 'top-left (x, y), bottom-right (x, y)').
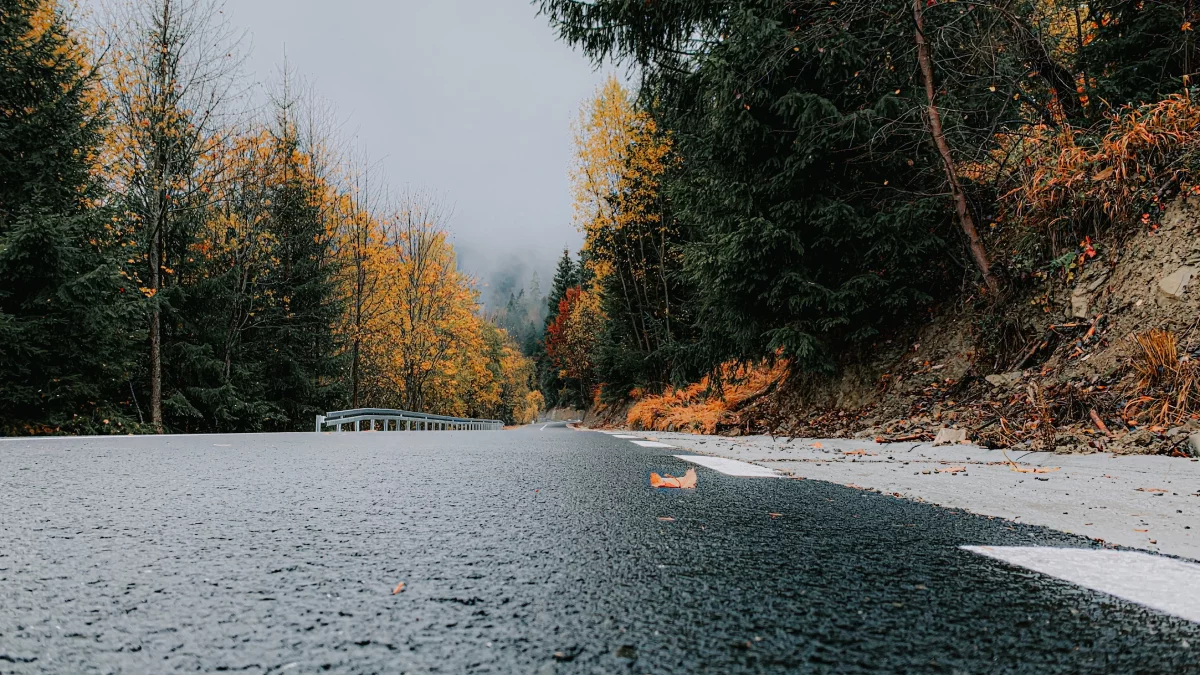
top-left (1089, 409), bottom-right (1112, 437)
top-left (657, 517), bottom-right (676, 522)
top-left (843, 449), bottom-right (878, 456)
top-left (1135, 488), bottom-right (1168, 493)
top-left (937, 466), bottom-right (968, 474)
top-left (769, 513), bottom-right (783, 519)
top-left (812, 442), bottom-right (824, 449)
top-left (392, 582), bottom-right (406, 595)
top-left (650, 468), bottom-right (698, 489)
top-left (1134, 529), bottom-right (1149, 533)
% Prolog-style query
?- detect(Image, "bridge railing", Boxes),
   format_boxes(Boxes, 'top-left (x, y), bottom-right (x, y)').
top-left (316, 408), bottom-right (504, 432)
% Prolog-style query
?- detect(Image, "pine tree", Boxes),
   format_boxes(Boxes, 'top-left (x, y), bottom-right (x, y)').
top-left (0, 0), bottom-right (136, 435)
top-left (541, 0), bottom-right (952, 374)
top-left (537, 249), bottom-right (579, 406)
top-left (545, 249), bottom-right (578, 326)
top-left (254, 98), bottom-right (344, 430)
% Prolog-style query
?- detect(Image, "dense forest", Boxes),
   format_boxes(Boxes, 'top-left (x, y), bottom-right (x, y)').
top-left (0, 0), bottom-right (543, 435)
top-left (532, 0), bottom-right (1200, 432)
top-left (6, 0), bottom-right (1199, 437)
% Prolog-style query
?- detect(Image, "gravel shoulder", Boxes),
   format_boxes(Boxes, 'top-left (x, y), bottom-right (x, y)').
top-left (627, 431), bottom-right (1200, 561)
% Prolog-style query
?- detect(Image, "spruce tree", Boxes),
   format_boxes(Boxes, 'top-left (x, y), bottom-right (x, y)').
top-left (537, 249), bottom-right (579, 407)
top-left (256, 121), bottom-right (344, 429)
top-left (545, 249), bottom-right (578, 325)
top-left (0, 0), bottom-right (136, 434)
top-left (541, 0), bottom-right (951, 373)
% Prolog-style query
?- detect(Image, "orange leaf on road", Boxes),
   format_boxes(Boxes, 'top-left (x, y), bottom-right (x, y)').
top-left (650, 468), bottom-right (698, 489)
top-left (392, 582), bottom-right (406, 595)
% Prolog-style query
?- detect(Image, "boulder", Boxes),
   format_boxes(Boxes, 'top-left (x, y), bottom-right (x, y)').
top-left (1158, 266), bottom-right (1197, 300)
top-left (933, 427), bottom-right (968, 446)
top-left (985, 371), bottom-right (1023, 388)
top-left (1070, 291), bottom-right (1090, 319)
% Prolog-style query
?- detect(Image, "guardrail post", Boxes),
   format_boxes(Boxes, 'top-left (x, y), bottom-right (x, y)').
top-left (316, 409), bottom-right (503, 434)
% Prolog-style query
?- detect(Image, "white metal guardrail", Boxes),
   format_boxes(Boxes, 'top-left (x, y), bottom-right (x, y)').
top-left (316, 408), bottom-right (503, 432)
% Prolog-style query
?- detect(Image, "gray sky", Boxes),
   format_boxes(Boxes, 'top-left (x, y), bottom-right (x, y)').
top-left (232, 0), bottom-right (604, 290)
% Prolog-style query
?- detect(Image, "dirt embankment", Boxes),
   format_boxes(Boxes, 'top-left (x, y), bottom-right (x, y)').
top-left (732, 198), bottom-right (1200, 456)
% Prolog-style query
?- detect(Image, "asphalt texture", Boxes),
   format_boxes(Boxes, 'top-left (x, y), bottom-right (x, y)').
top-left (2, 425), bottom-right (1199, 674)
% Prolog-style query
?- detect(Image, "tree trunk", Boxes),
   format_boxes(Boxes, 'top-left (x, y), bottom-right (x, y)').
top-left (913, 0), bottom-right (1000, 294)
top-left (149, 308), bottom-right (162, 431)
top-left (351, 336), bottom-right (360, 408)
top-left (147, 0), bottom-right (173, 434)
top-left (149, 224), bottom-right (163, 433)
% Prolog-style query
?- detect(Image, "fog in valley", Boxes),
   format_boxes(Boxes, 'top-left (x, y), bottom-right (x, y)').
top-left (79, 0), bottom-right (601, 323)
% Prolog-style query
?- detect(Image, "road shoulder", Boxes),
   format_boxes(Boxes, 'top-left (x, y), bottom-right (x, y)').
top-left (611, 430), bottom-right (1200, 561)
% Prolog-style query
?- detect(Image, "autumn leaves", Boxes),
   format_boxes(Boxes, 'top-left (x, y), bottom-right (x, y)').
top-left (542, 77), bottom-right (678, 407)
top-left (0, 0), bottom-right (541, 434)
top-left (342, 193), bottom-right (544, 424)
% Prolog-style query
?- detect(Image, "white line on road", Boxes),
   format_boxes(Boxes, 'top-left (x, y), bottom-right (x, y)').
top-left (540, 424), bottom-right (548, 431)
top-left (962, 546), bottom-right (1200, 624)
top-left (0, 433), bottom-right (234, 442)
top-left (613, 435), bottom-right (643, 439)
top-left (632, 440), bottom-right (676, 448)
top-left (674, 455), bottom-right (781, 478)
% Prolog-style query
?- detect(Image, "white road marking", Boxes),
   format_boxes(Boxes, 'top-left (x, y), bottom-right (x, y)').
top-left (0, 433), bottom-right (237, 442)
top-left (674, 455), bottom-right (781, 478)
top-left (540, 424), bottom-right (548, 431)
top-left (613, 435), bottom-right (642, 439)
top-left (632, 441), bottom-right (676, 448)
top-left (962, 546), bottom-right (1200, 624)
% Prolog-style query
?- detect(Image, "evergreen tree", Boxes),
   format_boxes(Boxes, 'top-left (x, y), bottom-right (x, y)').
top-left (541, 0), bottom-right (952, 374)
top-left (545, 249), bottom-right (578, 326)
top-left (1081, 0), bottom-right (1200, 105)
top-left (0, 0), bottom-right (136, 434)
top-left (254, 107), bottom-right (345, 430)
top-left (537, 249), bottom-right (579, 407)
top-left (160, 118), bottom-right (343, 433)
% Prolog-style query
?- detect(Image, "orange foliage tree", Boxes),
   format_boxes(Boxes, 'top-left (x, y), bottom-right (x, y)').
top-left (545, 287), bottom-right (605, 403)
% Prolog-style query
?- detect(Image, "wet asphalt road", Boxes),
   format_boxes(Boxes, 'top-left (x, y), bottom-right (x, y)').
top-left (1, 425), bottom-right (1199, 674)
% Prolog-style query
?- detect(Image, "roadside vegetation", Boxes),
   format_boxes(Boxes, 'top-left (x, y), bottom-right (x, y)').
top-left (0, 0), bottom-right (541, 435)
top-left (536, 0), bottom-right (1200, 454)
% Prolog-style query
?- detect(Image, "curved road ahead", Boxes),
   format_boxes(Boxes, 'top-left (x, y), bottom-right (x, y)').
top-left (2, 426), bottom-right (1198, 673)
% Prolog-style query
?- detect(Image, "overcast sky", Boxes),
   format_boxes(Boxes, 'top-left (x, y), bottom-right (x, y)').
top-left (229, 0), bottom-right (605, 289)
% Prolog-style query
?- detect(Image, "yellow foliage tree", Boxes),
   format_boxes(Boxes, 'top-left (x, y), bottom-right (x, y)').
top-left (570, 75), bottom-right (677, 375)
top-left (337, 190), bottom-right (541, 423)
